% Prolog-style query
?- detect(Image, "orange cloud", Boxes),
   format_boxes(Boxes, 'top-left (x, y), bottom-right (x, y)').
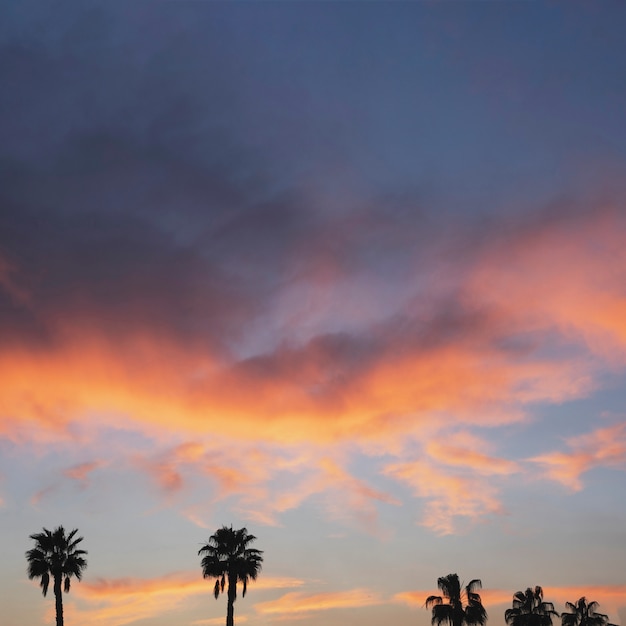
top-left (70, 571), bottom-right (304, 626)
top-left (467, 208), bottom-right (626, 361)
top-left (4, 206), bottom-right (626, 536)
top-left (307, 457), bottom-right (400, 535)
top-left (383, 458), bottom-right (505, 535)
top-left (542, 585), bottom-right (626, 617)
top-left (134, 440), bottom-right (400, 533)
top-left (0, 304), bottom-right (597, 451)
top-left (530, 422), bottom-right (626, 490)
top-left (63, 461), bottom-right (103, 485)
top-left (254, 589), bottom-right (383, 616)
top-left (396, 585), bottom-right (626, 617)
top-left (30, 485), bottom-right (57, 506)
top-left (395, 588), bottom-right (513, 609)
top-left (4, 209), bottom-right (626, 448)
top-left (426, 431), bottom-right (520, 476)
top-left (193, 618), bottom-right (249, 626)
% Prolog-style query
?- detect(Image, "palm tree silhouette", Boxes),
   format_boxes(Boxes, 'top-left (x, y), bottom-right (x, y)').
top-left (425, 573), bottom-right (488, 626)
top-left (562, 597), bottom-right (610, 626)
top-left (505, 586), bottom-right (559, 626)
top-left (25, 526), bottom-right (88, 626)
top-left (198, 525), bottom-right (263, 626)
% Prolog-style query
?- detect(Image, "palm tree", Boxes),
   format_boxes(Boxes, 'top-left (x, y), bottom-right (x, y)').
top-left (198, 525), bottom-right (263, 626)
top-left (425, 573), bottom-right (488, 626)
top-left (505, 586), bottom-right (559, 626)
top-left (26, 526), bottom-right (88, 626)
top-left (562, 597), bottom-right (610, 626)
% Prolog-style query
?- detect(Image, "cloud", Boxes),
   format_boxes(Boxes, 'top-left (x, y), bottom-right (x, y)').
top-left (395, 588), bottom-right (513, 609)
top-left (254, 589), bottom-right (383, 616)
top-left (0, 252), bottom-right (30, 307)
top-left (63, 461), bottom-right (103, 486)
top-left (381, 430), bottom-right (519, 534)
top-left (530, 422), bottom-right (626, 490)
top-left (135, 442), bottom-right (399, 534)
top-left (193, 618), bottom-right (249, 626)
top-left (396, 585), bottom-right (626, 617)
top-left (30, 485), bottom-right (58, 507)
top-left (69, 572), bottom-right (304, 626)
top-left (425, 431), bottom-right (521, 476)
top-left (268, 456), bottom-right (400, 536)
top-left (383, 458), bottom-right (506, 535)
top-left (3, 206), bottom-right (622, 453)
top-left (466, 207), bottom-right (626, 362)
top-left (542, 585), bottom-right (626, 618)
top-left (3, 103), bottom-right (626, 535)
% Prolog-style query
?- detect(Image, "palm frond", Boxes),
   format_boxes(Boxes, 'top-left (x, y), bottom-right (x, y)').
top-left (562, 612), bottom-right (578, 626)
top-left (587, 602), bottom-right (599, 613)
top-left (26, 526), bottom-right (87, 598)
top-left (466, 600), bottom-right (488, 626)
top-left (40, 572), bottom-right (50, 596)
top-left (426, 595), bottom-right (443, 609)
top-left (431, 602), bottom-right (454, 626)
top-left (466, 579), bottom-right (483, 593)
top-left (200, 526), bottom-right (263, 606)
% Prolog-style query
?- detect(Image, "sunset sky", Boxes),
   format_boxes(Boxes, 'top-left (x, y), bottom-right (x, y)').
top-left (1, 2), bottom-right (626, 626)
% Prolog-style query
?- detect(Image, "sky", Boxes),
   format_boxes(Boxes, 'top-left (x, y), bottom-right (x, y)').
top-left (1, 1), bottom-right (626, 626)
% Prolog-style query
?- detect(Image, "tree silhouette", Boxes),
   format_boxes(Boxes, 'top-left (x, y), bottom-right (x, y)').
top-left (425, 573), bottom-right (488, 626)
top-left (505, 586), bottom-right (559, 626)
top-left (562, 597), bottom-right (611, 626)
top-left (26, 526), bottom-right (88, 626)
top-left (199, 525), bottom-right (263, 626)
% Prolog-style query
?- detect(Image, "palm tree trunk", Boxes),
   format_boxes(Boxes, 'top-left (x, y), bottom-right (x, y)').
top-left (226, 573), bottom-right (236, 626)
top-left (54, 575), bottom-right (64, 626)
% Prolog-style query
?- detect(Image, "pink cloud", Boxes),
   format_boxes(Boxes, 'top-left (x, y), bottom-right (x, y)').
top-left (69, 571), bottom-right (304, 626)
top-left (383, 458), bottom-right (506, 535)
top-left (132, 437), bottom-right (401, 533)
top-left (426, 431), bottom-right (520, 476)
top-left (466, 208), bottom-right (626, 361)
top-left (254, 588), bottom-right (383, 616)
top-left (63, 461), bottom-right (103, 486)
top-left (530, 422), bottom-right (626, 490)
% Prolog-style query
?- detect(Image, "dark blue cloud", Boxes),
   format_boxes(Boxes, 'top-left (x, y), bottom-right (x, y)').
top-left (1, 0), bottom-right (625, 356)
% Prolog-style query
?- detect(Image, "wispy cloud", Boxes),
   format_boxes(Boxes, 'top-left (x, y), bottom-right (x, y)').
top-left (530, 422), bottom-right (626, 490)
top-left (70, 572), bottom-right (304, 626)
top-left (426, 432), bottom-right (521, 476)
top-left (381, 430), bottom-right (518, 534)
top-left (137, 442), bottom-right (399, 534)
top-left (254, 588), bottom-right (383, 616)
top-left (383, 458), bottom-right (506, 535)
top-left (63, 461), bottom-right (104, 486)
